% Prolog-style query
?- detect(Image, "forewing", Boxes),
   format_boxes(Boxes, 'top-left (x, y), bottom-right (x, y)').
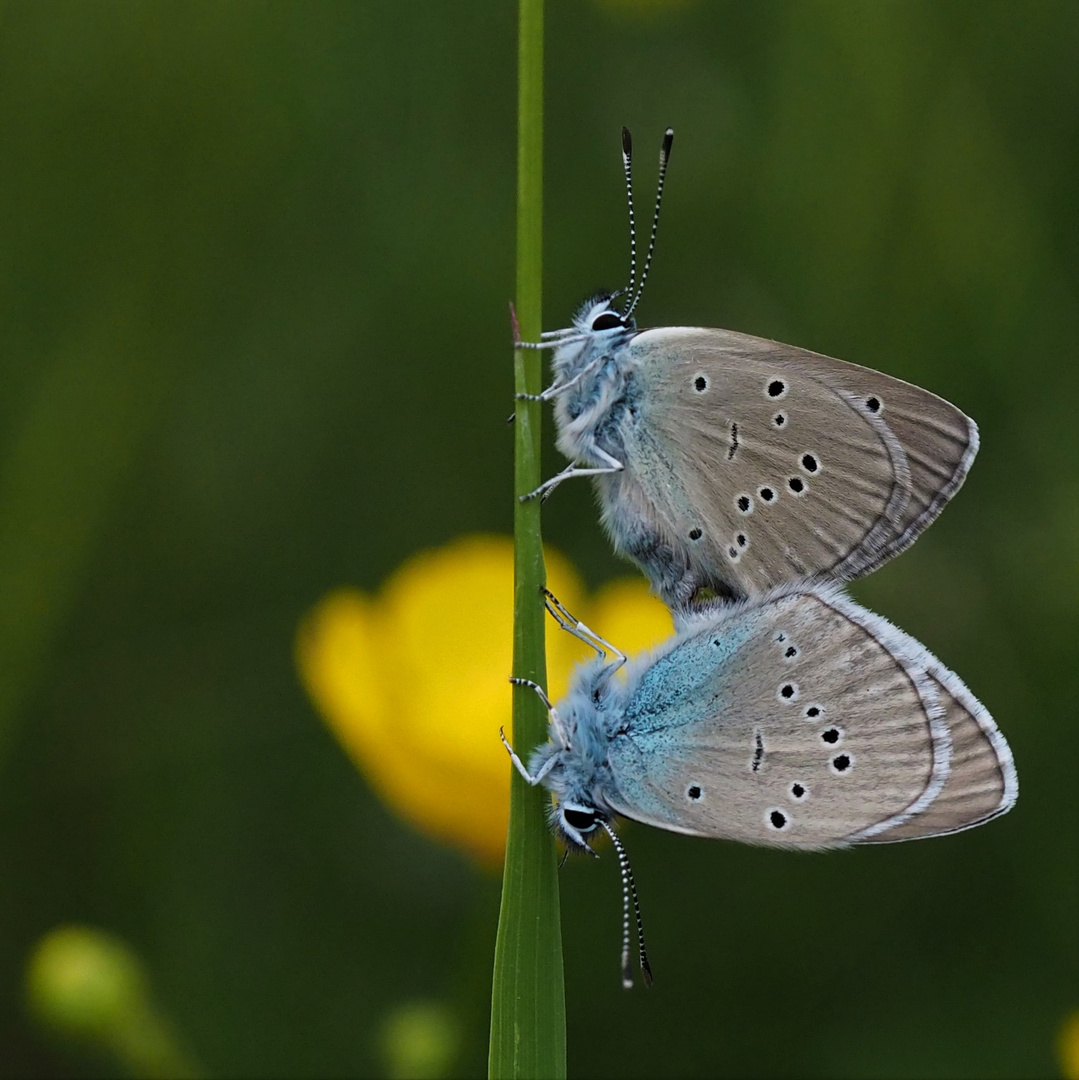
top-left (603, 587), bottom-right (950, 850)
top-left (617, 327), bottom-right (973, 598)
top-left (792, 353), bottom-right (978, 572)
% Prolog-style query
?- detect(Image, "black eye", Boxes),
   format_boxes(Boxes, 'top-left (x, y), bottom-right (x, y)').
top-left (562, 807), bottom-right (599, 831)
top-left (591, 313), bottom-right (623, 331)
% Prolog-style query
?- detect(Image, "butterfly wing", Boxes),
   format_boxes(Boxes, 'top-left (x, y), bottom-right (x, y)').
top-left (789, 350), bottom-right (979, 574)
top-left (600, 327), bottom-right (975, 604)
top-left (859, 637), bottom-right (1017, 842)
top-left (602, 586), bottom-right (960, 849)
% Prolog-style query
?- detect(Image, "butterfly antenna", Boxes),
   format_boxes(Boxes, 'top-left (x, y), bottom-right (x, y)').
top-left (624, 127), bottom-right (674, 323)
top-left (601, 821), bottom-right (653, 989)
top-left (621, 127), bottom-right (637, 314)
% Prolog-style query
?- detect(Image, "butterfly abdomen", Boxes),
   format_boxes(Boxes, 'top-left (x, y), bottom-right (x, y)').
top-left (598, 491), bottom-right (697, 607)
top-left (595, 450), bottom-right (748, 609)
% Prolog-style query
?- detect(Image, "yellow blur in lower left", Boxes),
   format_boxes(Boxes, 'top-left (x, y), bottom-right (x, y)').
top-left (26, 925), bottom-right (201, 1078)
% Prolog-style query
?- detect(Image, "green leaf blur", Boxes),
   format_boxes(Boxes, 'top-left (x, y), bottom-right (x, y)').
top-left (0, 3), bottom-right (1075, 1077)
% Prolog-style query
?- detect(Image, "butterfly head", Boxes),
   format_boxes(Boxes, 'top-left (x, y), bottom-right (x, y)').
top-left (548, 294), bottom-right (634, 385)
top-left (553, 801), bottom-right (607, 852)
top-left (572, 293), bottom-right (636, 335)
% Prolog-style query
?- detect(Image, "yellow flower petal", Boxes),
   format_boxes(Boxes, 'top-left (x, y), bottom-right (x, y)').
top-left (296, 535), bottom-right (673, 866)
top-left (588, 577), bottom-right (673, 661)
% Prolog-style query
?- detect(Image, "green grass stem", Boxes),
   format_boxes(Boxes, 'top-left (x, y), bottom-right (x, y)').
top-left (488, 0), bottom-right (567, 1077)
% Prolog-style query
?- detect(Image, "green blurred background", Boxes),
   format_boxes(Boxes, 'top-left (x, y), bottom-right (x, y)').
top-left (1, 2), bottom-right (1076, 1076)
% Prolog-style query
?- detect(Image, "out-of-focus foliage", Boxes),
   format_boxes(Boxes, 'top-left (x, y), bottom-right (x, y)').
top-left (0, 2), bottom-right (1075, 1077)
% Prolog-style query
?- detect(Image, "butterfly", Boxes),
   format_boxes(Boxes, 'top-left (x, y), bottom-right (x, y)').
top-left (520, 130), bottom-right (978, 609)
top-left (504, 586), bottom-right (1016, 987)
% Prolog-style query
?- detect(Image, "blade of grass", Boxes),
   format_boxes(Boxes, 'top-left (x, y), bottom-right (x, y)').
top-left (488, 0), bottom-right (567, 1078)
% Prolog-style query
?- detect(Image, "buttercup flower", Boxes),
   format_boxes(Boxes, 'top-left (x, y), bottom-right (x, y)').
top-left (295, 535), bottom-right (672, 866)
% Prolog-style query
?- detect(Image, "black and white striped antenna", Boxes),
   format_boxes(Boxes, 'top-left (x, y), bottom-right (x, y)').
top-left (601, 821), bottom-right (653, 989)
top-left (621, 127), bottom-right (638, 308)
top-left (623, 127), bottom-right (674, 323)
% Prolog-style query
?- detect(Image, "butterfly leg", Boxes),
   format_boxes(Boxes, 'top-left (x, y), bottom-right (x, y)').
top-left (509, 675), bottom-right (554, 711)
top-left (543, 588), bottom-right (627, 669)
top-left (499, 725), bottom-right (559, 786)
top-left (519, 447), bottom-right (624, 502)
top-left (509, 676), bottom-right (576, 752)
top-left (515, 357), bottom-right (601, 402)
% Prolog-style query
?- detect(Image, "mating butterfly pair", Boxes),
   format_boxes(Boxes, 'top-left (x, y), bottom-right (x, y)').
top-left (503, 129), bottom-right (1016, 988)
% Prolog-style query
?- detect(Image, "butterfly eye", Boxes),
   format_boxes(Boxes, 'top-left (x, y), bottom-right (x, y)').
top-left (562, 807), bottom-right (600, 832)
top-left (591, 312), bottom-right (624, 331)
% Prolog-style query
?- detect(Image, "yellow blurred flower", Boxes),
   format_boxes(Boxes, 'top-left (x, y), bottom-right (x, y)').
top-left (26, 925), bottom-right (201, 1078)
top-left (295, 535), bottom-right (672, 867)
top-left (1060, 1010), bottom-right (1079, 1080)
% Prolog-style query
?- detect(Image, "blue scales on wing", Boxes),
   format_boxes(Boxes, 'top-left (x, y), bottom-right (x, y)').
top-left (601, 586), bottom-right (951, 849)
